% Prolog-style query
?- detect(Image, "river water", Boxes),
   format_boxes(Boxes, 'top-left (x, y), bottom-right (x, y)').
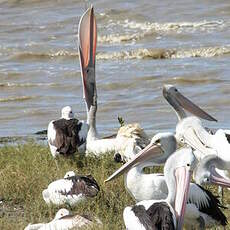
top-left (0, 0), bottom-right (230, 141)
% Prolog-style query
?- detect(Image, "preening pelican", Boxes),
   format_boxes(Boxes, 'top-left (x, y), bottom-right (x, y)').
top-left (24, 208), bottom-right (102, 230)
top-left (42, 171), bottom-right (99, 206)
top-left (107, 132), bottom-right (227, 229)
top-left (47, 106), bottom-right (88, 157)
top-left (164, 84), bottom-right (230, 199)
top-left (78, 7), bottom-right (150, 156)
top-left (106, 143), bottom-right (197, 229)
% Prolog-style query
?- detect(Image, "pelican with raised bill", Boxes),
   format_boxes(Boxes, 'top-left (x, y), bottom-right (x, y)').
top-left (42, 171), bottom-right (100, 206)
top-left (163, 84), bottom-right (230, 200)
top-left (24, 208), bottom-right (102, 230)
top-left (106, 144), bottom-right (196, 230)
top-left (106, 132), bottom-right (227, 229)
top-left (163, 85), bottom-right (230, 170)
top-left (78, 6), bottom-right (150, 156)
top-left (163, 84), bottom-right (217, 122)
top-left (47, 106), bottom-right (88, 157)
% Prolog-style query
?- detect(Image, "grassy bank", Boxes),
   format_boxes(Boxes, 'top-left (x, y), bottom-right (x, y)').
top-left (0, 143), bottom-right (229, 229)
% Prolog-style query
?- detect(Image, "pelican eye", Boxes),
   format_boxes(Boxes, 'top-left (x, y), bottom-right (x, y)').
top-left (180, 137), bottom-right (184, 143)
top-left (155, 139), bottom-right (160, 144)
top-left (187, 164), bottom-right (190, 166)
top-left (174, 88), bottom-right (178, 92)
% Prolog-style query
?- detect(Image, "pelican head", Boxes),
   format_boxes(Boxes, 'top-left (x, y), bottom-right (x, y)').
top-left (194, 155), bottom-right (230, 188)
top-left (78, 6), bottom-right (97, 112)
top-left (64, 171), bottom-right (76, 179)
top-left (61, 106), bottom-right (74, 120)
top-left (105, 132), bottom-right (177, 182)
top-left (54, 208), bottom-right (71, 220)
top-left (163, 84), bottom-right (217, 122)
top-left (164, 148), bottom-right (197, 229)
top-left (175, 116), bottom-right (216, 157)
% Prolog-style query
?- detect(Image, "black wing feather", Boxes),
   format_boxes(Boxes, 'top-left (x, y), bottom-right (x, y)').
top-left (53, 118), bottom-right (84, 155)
top-left (61, 175), bottom-right (100, 198)
top-left (190, 185), bottom-right (227, 226)
top-left (132, 202), bottom-right (175, 230)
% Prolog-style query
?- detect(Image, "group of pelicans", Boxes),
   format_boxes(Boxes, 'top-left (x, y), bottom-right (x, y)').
top-left (24, 6), bottom-right (230, 230)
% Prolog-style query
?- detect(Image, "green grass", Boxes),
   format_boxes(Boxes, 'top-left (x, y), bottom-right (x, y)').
top-left (0, 142), bottom-right (134, 229)
top-left (0, 142), bottom-right (229, 229)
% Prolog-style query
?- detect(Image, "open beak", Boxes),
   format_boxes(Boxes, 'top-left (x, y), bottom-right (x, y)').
top-left (210, 166), bottom-right (230, 187)
top-left (163, 85), bottom-right (217, 122)
top-left (174, 166), bottom-right (192, 230)
top-left (105, 143), bottom-right (162, 183)
top-left (78, 6), bottom-right (97, 111)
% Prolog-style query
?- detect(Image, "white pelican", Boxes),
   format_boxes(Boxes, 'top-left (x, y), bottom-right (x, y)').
top-left (24, 208), bottom-right (102, 230)
top-left (47, 106), bottom-right (88, 157)
top-left (194, 154), bottom-right (230, 188)
top-left (107, 132), bottom-right (227, 229)
top-left (78, 7), bottom-right (150, 156)
top-left (106, 142), bottom-right (197, 229)
top-left (42, 171), bottom-right (99, 206)
top-left (164, 85), bottom-right (230, 175)
top-left (163, 84), bottom-right (230, 199)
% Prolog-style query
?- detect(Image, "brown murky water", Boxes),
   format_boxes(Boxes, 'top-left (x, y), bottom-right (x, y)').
top-left (0, 0), bottom-right (230, 140)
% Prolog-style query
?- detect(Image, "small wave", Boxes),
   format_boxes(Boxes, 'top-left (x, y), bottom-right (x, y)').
top-left (9, 45), bottom-right (230, 62)
top-left (170, 76), bottom-right (223, 85)
top-left (97, 48), bottom-right (174, 60)
top-left (0, 96), bottom-right (36, 103)
top-left (0, 83), bottom-right (58, 88)
top-left (97, 46), bottom-right (230, 60)
top-left (98, 19), bottom-right (225, 43)
top-left (171, 46), bottom-right (230, 58)
top-left (11, 50), bottom-right (78, 61)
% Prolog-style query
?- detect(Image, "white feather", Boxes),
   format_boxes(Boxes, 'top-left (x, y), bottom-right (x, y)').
top-left (47, 121), bottom-right (58, 157)
top-left (123, 206), bottom-right (146, 230)
top-left (42, 178), bottom-right (85, 206)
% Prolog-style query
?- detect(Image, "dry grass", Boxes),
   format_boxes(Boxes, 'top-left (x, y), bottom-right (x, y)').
top-left (0, 142), bottom-right (229, 229)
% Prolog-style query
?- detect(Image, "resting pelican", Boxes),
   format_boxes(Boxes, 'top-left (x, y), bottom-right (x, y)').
top-left (47, 106), bottom-right (88, 157)
top-left (42, 171), bottom-right (99, 206)
top-left (106, 141), bottom-right (197, 229)
top-left (107, 132), bottom-right (227, 229)
top-left (78, 7), bottom-right (150, 156)
top-left (24, 208), bottom-right (102, 230)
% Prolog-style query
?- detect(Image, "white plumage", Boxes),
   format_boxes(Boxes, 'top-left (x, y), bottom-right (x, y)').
top-left (24, 208), bottom-right (102, 230)
top-left (47, 106), bottom-right (88, 157)
top-left (42, 171), bottom-right (99, 206)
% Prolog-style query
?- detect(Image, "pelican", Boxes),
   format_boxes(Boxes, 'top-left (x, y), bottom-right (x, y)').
top-left (78, 7), bottom-right (150, 156)
top-left (163, 84), bottom-right (230, 199)
top-left (42, 171), bottom-right (99, 206)
top-left (106, 140), bottom-right (197, 229)
top-left (194, 154), bottom-right (230, 188)
top-left (164, 85), bottom-right (230, 168)
top-left (24, 208), bottom-right (102, 230)
top-left (47, 106), bottom-right (88, 157)
top-left (162, 84), bottom-right (219, 159)
top-left (107, 132), bottom-right (227, 229)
